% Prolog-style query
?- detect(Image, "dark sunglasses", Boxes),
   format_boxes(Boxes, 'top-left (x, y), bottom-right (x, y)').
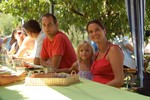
top-left (17, 32), bottom-right (22, 35)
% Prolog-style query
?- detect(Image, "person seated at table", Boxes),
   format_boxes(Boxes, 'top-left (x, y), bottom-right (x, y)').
top-left (0, 72), bottom-right (26, 86)
top-left (39, 13), bottom-right (76, 73)
top-left (12, 27), bottom-right (35, 58)
top-left (86, 19), bottom-right (124, 88)
top-left (2, 29), bottom-right (17, 51)
top-left (69, 40), bottom-right (94, 80)
top-left (22, 19), bottom-right (45, 65)
top-left (113, 32), bottom-right (136, 69)
top-left (8, 26), bottom-right (27, 55)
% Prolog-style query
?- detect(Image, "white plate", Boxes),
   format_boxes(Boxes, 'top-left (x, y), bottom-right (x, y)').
top-left (0, 69), bottom-right (11, 74)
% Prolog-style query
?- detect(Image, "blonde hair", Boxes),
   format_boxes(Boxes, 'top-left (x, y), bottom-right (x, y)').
top-left (77, 40), bottom-right (94, 61)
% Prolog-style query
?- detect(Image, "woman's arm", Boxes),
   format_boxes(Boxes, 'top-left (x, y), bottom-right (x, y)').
top-left (8, 42), bottom-right (16, 55)
top-left (14, 37), bottom-right (29, 57)
top-left (0, 72), bottom-right (26, 86)
top-left (106, 45), bottom-right (124, 88)
top-left (14, 37), bottom-right (34, 58)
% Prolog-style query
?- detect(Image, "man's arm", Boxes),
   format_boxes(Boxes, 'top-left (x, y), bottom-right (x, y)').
top-left (50, 55), bottom-right (62, 68)
top-left (40, 58), bottom-right (50, 67)
top-left (40, 55), bottom-right (62, 71)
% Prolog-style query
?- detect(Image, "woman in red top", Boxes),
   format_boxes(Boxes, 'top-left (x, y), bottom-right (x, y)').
top-left (86, 20), bottom-right (124, 88)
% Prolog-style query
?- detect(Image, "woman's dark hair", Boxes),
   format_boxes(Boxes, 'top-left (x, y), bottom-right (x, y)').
top-left (23, 20), bottom-right (41, 34)
top-left (11, 29), bottom-right (16, 39)
top-left (86, 19), bottom-right (105, 32)
top-left (41, 13), bottom-right (57, 24)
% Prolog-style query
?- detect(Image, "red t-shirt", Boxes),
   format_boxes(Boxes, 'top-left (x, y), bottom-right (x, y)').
top-left (41, 32), bottom-right (77, 69)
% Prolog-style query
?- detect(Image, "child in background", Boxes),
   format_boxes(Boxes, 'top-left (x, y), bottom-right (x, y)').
top-left (69, 41), bottom-right (94, 80)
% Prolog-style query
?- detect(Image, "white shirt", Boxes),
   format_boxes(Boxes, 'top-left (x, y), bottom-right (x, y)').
top-left (33, 32), bottom-right (46, 58)
top-left (144, 39), bottom-right (150, 53)
top-left (113, 36), bottom-right (136, 69)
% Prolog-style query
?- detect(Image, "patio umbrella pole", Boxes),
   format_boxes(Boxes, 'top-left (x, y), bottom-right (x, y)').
top-left (125, 0), bottom-right (145, 87)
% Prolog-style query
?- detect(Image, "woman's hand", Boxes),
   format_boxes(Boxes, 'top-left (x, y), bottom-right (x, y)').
top-left (17, 72), bottom-right (26, 81)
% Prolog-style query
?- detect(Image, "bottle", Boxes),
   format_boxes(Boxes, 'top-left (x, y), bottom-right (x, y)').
top-left (0, 49), bottom-right (5, 66)
top-left (1, 43), bottom-right (8, 66)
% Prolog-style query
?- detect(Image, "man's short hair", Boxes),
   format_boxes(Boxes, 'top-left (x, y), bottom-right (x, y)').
top-left (41, 13), bottom-right (57, 24)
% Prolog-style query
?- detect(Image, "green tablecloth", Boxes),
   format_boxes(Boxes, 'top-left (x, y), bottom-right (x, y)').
top-left (0, 78), bottom-right (149, 100)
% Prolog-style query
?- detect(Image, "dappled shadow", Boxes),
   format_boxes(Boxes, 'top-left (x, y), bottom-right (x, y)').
top-left (0, 87), bottom-right (26, 100)
top-left (0, 81), bottom-right (27, 100)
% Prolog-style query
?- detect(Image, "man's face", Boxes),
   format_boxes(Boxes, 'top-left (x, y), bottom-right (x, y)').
top-left (42, 16), bottom-right (58, 38)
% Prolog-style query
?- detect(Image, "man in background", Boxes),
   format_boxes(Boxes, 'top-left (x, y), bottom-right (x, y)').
top-left (22, 20), bottom-right (45, 65)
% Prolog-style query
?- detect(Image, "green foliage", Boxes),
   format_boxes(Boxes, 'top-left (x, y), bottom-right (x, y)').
top-left (0, 0), bottom-right (150, 46)
top-left (0, 0), bottom-right (51, 22)
top-left (55, 0), bottom-right (129, 39)
top-left (0, 14), bottom-right (14, 36)
top-left (67, 25), bottom-right (88, 48)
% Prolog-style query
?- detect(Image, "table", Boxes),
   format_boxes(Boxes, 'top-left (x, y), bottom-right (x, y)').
top-left (0, 78), bottom-right (149, 100)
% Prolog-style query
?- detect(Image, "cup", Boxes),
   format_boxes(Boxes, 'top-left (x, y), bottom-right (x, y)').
top-left (12, 58), bottom-right (24, 70)
top-left (16, 66), bottom-right (26, 74)
top-left (45, 66), bottom-right (56, 73)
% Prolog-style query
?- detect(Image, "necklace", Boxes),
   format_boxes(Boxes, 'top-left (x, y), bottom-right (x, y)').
top-left (97, 42), bottom-right (111, 59)
top-left (99, 41), bottom-right (111, 53)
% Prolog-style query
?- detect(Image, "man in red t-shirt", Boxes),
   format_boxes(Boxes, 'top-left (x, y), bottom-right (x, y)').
top-left (40, 13), bottom-right (77, 73)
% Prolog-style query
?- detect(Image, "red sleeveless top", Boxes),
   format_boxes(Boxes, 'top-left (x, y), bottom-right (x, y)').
top-left (91, 45), bottom-right (115, 84)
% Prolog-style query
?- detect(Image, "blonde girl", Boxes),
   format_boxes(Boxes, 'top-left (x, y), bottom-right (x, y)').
top-left (69, 40), bottom-right (94, 80)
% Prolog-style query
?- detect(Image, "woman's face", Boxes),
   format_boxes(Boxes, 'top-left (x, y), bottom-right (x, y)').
top-left (14, 30), bottom-right (26, 41)
top-left (88, 23), bottom-right (106, 43)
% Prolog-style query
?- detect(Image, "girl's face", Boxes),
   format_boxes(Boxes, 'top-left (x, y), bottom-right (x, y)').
top-left (79, 45), bottom-right (93, 60)
top-left (88, 23), bottom-right (106, 43)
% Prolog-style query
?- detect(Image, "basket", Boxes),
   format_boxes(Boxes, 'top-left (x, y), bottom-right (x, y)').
top-left (25, 70), bottom-right (80, 86)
